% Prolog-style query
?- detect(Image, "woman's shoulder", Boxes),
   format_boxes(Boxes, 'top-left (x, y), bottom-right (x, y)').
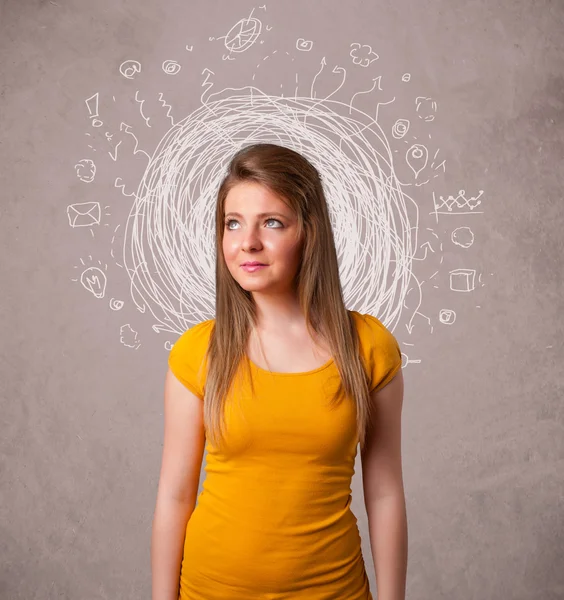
top-left (348, 309), bottom-right (394, 342)
top-left (348, 309), bottom-right (402, 392)
top-left (168, 318), bottom-right (215, 398)
top-left (172, 318), bottom-right (215, 348)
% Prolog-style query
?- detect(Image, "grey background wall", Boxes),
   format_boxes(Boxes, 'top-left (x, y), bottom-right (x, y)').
top-left (1, 0), bottom-right (563, 598)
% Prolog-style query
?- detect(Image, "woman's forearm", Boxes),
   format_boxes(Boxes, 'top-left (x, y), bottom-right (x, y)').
top-left (151, 495), bottom-right (195, 600)
top-left (366, 494), bottom-right (408, 600)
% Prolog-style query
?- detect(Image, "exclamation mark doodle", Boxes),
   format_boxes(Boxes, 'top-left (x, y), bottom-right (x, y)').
top-left (85, 93), bottom-right (103, 127)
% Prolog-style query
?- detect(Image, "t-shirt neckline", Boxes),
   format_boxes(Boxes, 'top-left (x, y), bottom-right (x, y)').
top-left (246, 355), bottom-right (335, 377)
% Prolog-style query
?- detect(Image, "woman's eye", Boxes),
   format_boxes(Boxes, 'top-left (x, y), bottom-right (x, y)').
top-left (224, 218), bottom-right (282, 229)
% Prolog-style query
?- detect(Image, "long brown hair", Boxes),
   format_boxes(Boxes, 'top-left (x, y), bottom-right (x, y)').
top-left (202, 143), bottom-right (373, 450)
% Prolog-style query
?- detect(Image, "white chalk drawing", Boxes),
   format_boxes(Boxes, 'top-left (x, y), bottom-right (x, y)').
top-left (349, 43), bottom-right (379, 67)
top-left (81, 266), bottom-right (107, 298)
top-left (402, 351), bottom-right (422, 365)
top-left (296, 38), bottom-right (313, 52)
top-left (67, 202), bottom-right (101, 228)
top-left (431, 189), bottom-right (484, 222)
top-left (115, 178), bottom-right (136, 197)
top-left (119, 60), bottom-right (142, 80)
top-left (120, 324), bottom-right (141, 349)
top-left (415, 96), bottom-right (437, 122)
top-left (158, 92), bottom-right (176, 126)
top-left (451, 226), bottom-right (474, 248)
top-left (439, 309), bottom-right (456, 325)
top-left (392, 118), bottom-right (410, 140)
top-left (221, 10), bottom-right (262, 55)
top-left (450, 269), bottom-right (476, 292)
top-left (164, 340), bottom-right (174, 351)
top-left (350, 76), bottom-right (383, 112)
top-left (201, 68), bottom-right (215, 104)
top-left (162, 60), bottom-right (181, 75)
top-left (120, 122), bottom-right (151, 160)
top-left (69, 25), bottom-right (487, 352)
top-left (110, 298), bottom-right (124, 311)
top-left (85, 93), bottom-right (103, 127)
top-left (135, 91), bottom-right (151, 127)
top-left (121, 84), bottom-right (417, 334)
top-left (74, 158), bottom-right (96, 182)
top-left (406, 144), bottom-right (428, 178)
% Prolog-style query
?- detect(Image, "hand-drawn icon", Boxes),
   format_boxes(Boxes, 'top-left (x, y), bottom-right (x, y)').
top-left (85, 93), bottom-right (103, 127)
top-left (185, 45), bottom-right (193, 52)
top-left (439, 309), bottom-right (456, 325)
top-left (224, 11), bottom-right (262, 53)
top-left (433, 190), bottom-right (484, 213)
top-left (110, 298), bottom-right (124, 311)
top-left (158, 93), bottom-right (175, 126)
top-left (67, 202), bottom-right (101, 228)
top-left (296, 38), bottom-right (313, 51)
top-left (162, 60), bottom-right (181, 75)
top-left (402, 73), bottom-right (411, 82)
top-left (135, 91), bottom-right (151, 127)
top-left (452, 226), bottom-right (474, 248)
top-left (416, 96), bottom-right (438, 122)
top-left (120, 324), bottom-right (141, 349)
top-left (74, 159), bottom-right (96, 183)
top-left (449, 269), bottom-right (476, 292)
top-left (349, 42), bottom-right (379, 67)
top-left (392, 119), bottom-right (410, 140)
top-left (119, 60), bottom-right (142, 80)
top-left (81, 266), bottom-right (107, 298)
top-left (406, 144), bottom-right (428, 178)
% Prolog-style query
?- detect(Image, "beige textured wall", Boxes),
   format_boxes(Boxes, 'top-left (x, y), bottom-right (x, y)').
top-left (1, 0), bottom-right (563, 598)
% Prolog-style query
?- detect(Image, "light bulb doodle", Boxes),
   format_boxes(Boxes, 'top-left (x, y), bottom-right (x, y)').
top-left (80, 267), bottom-right (107, 299)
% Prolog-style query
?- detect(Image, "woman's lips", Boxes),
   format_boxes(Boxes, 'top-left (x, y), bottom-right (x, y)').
top-left (241, 264), bottom-right (267, 273)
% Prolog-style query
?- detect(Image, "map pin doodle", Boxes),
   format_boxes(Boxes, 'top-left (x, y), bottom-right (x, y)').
top-left (406, 144), bottom-right (428, 179)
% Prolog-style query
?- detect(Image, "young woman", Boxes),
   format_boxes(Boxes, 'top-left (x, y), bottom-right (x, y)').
top-left (151, 143), bottom-right (407, 600)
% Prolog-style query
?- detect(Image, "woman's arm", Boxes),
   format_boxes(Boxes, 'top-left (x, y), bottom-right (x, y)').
top-left (361, 370), bottom-right (408, 600)
top-left (151, 369), bottom-right (206, 600)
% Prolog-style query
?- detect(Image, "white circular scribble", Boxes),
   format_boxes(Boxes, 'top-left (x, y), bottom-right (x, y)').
top-left (162, 60), bottom-right (181, 75)
top-left (392, 119), bottom-right (410, 140)
top-left (123, 86), bottom-right (417, 334)
top-left (110, 298), bottom-right (124, 311)
top-left (119, 60), bottom-right (142, 80)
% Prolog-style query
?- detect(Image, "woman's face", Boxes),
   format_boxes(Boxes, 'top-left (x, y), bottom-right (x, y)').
top-left (222, 181), bottom-right (303, 295)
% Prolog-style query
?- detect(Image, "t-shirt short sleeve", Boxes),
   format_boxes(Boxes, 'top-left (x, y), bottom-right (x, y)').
top-left (354, 312), bottom-right (403, 393)
top-left (168, 319), bottom-right (214, 400)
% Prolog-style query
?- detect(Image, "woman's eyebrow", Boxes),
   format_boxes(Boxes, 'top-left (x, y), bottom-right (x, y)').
top-left (224, 212), bottom-right (288, 218)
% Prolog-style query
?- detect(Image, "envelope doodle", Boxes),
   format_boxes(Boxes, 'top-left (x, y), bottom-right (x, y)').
top-left (67, 202), bottom-right (101, 228)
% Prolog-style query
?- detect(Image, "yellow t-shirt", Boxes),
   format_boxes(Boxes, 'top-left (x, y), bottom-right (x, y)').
top-left (168, 309), bottom-right (402, 600)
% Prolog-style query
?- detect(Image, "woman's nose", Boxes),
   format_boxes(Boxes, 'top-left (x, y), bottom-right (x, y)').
top-left (241, 227), bottom-right (263, 251)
